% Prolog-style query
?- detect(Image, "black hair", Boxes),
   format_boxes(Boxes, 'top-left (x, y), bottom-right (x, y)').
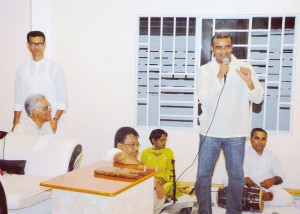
top-left (27, 31), bottom-right (46, 43)
top-left (148, 129), bottom-right (168, 145)
top-left (114, 127), bottom-right (139, 148)
top-left (251, 128), bottom-right (268, 138)
top-left (211, 32), bottom-right (233, 46)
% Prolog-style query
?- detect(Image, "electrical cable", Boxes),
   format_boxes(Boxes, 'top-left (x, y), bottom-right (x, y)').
top-left (165, 77), bottom-right (227, 198)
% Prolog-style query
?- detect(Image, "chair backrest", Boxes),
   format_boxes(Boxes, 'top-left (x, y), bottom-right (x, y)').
top-left (1, 133), bottom-right (81, 177)
top-left (0, 131), bottom-right (8, 140)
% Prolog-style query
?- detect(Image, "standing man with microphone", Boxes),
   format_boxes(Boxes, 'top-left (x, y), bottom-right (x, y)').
top-left (195, 33), bottom-right (264, 214)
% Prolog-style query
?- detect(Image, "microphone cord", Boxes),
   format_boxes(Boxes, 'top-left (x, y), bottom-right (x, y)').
top-left (165, 77), bottom-right (227, 198)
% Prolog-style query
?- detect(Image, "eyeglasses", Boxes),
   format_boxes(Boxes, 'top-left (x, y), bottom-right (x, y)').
top-left (37, 105), bottom-right (52, 111)
top-left (29, 42), bottom-right (45, 48)
top-left (124, 143), bottom-right (140, 148)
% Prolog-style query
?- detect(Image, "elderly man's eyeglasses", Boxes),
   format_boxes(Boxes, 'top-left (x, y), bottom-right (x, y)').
top-left (124, 143), bottom-right (140, 148)
top-left (29, 42), bottom-right (45, 48)
top-left (37, 105), bottom-right (52, 111)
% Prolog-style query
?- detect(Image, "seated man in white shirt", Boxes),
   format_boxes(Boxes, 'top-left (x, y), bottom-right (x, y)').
top-left (13, 93), bottom-right (54, 135)
top-left (244, 128), bottom-right (293, 206)
top-left (102, 127), bottom-right (165, 214)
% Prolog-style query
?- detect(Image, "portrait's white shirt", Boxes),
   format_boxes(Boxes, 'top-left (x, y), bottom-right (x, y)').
top-left (14, 57), bottom-right (68, 116)
top-left (14, 57), bottom-right (68, 136)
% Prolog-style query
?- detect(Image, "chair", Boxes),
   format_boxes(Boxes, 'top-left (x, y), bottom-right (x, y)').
top-left (0, 181), bottom-right (8, 214)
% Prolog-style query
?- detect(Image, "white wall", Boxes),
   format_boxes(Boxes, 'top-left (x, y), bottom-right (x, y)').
top-left (1, 0), bottom-right (300, 189)
top-left (0, 0), bottom-right (31, 128)
top-left (31, 0), bottom-right (53, 58)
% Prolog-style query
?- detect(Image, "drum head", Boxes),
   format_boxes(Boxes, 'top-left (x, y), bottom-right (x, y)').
top-left (259, 189), bottom-right (265, 211)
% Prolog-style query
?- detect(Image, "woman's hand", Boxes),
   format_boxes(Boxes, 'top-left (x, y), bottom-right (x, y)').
top-left (154, 181), bottom-right (165, 199)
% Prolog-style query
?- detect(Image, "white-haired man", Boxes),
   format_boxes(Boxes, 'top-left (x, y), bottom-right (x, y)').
top-left (13, 93), bottom-right (54, 135)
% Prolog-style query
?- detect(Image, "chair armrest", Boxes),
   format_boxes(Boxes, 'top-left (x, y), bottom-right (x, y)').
top-left (68, 144), bottom-right (83, 172)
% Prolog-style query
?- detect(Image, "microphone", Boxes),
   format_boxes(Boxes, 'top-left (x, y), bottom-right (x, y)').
top-left (171, 159), bottom-right (176, 203)
top-left (223, 58), bottom-right (229, 63)
top-left (223, 58), bottom-right (229, 83)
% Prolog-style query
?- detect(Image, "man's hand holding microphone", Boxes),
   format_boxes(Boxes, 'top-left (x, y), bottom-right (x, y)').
top-left (217, 58), bottom-right (229, 83)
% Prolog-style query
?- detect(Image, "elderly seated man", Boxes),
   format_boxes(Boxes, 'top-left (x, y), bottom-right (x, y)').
top-left (102, 126), bottom-right (165, 214)
top-left (13, 93), bottom-right (54, 135)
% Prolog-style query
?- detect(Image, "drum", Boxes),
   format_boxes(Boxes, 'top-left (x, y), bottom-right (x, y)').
top-left (217, 187), bottom-right (265, 212)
